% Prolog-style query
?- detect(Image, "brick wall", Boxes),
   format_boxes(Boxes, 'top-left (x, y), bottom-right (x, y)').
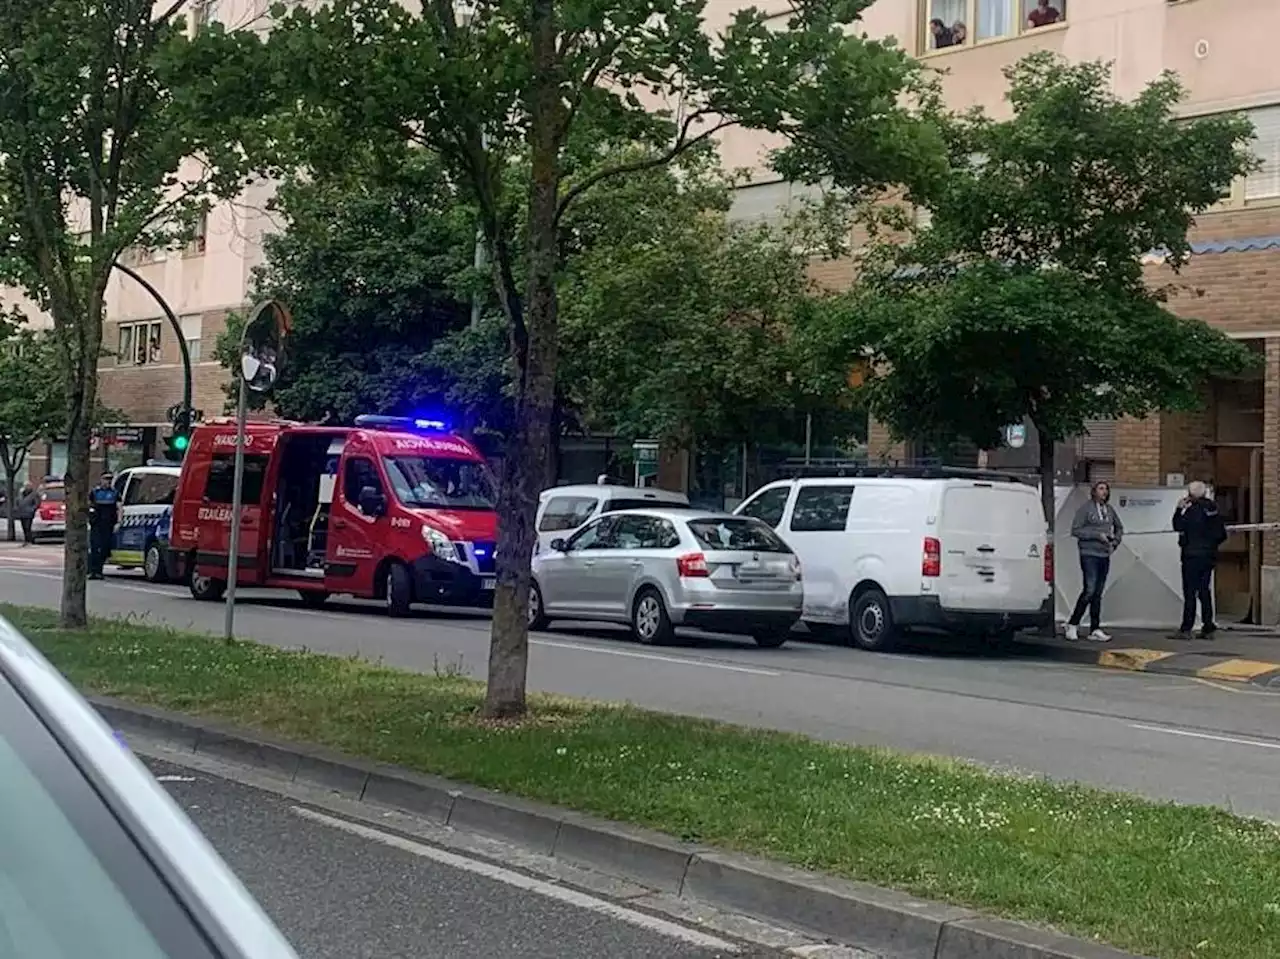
top-left (99, 308), bottom-right (233, 424)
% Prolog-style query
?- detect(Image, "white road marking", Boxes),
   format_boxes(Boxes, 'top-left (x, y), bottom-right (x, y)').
top-left (290, 805), bottom-right (740, 952)
top-left (1129, 722), bottom-right (1280, 751)
top-left (154, 774), bottom-right (196, 783)
top-left (531, 637), bottom-right (780, 676)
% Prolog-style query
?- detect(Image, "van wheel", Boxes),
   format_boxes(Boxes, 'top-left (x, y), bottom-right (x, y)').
top-left (384, 562), bottom-right (413, 617)
top-left (632, 588), bottom-right (674, 646)
top-left (850, 588), bottom-right (896, 652)
top-left (528, 581), bottom-right (550, 630)
top-left (190, 572), bottom-right (225, 602)
top-left (299, 590), bottom-right (329, 609)
top-left (143, 542), bottom-right (170, 584)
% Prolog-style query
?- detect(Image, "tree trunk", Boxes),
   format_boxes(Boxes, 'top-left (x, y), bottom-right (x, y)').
top-left (1036, 424), bottom-right (1057, 635)
top-left (483, 0), bottom-right (561, 719)
top-left (4, 469), bottom-right (15, 543)
top-left (59, 291), bottom-right (104, 629)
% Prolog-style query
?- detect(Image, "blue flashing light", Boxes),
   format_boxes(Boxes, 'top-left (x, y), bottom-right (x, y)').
top-left (354, 414), bottom-right (450, 433)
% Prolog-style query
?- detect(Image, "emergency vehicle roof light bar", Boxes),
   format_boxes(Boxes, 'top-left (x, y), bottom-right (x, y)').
top-left (353, 414), bottom-right (448, 432)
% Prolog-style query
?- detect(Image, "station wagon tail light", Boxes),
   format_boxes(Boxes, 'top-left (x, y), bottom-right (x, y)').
top-left (676, 552), bottom-right (709, 578)
top-left (922, 537), bottom-right (941, 578)
top-left (1044, 542), bottom-right (1054, 583)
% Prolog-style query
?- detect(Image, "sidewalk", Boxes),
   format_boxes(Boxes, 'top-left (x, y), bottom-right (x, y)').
top-left (1015, 625), bottom-right (1280, 688)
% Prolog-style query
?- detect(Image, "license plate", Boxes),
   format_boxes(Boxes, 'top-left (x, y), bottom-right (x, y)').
top-left (482, 578), bottom-right (496, 591)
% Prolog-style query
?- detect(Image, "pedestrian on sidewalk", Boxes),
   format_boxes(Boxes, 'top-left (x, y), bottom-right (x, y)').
top-left (1064, 481), bottom-right (1123, 642)
top-left (14, 484), bottom-right (38, 546)
top-left (1173, 480), bottom-right (1227, 640)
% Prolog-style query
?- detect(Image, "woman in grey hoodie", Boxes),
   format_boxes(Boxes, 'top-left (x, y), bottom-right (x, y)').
top-left (1065, 481), bottom-right (1123, 642)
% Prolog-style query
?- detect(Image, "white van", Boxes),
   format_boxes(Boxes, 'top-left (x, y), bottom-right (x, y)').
top-left (734, 469), bottom-right (1051, 650)
top-left (536, 483), bottom-right (689, 553)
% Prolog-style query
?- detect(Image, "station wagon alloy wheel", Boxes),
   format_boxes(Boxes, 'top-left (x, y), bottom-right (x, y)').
top-left (632, 589), bottom-right (673, 646)
top-left (527, 581), bottom-right (549, 630)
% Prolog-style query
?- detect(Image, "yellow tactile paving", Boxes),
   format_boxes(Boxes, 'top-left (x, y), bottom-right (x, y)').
top-left (1196, 659), bottom-right (1280, 683)
top-left (1098, 648), bottom-right (1178, 671)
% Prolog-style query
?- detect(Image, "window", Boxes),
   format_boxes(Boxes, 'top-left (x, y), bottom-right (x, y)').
top-left (124, 472), bottom-right (178, 506)
top-left (738, 486), bottom-right (791, 529)
top-left (539, 495), bottom-right (598, 532)
top-left (180, 315), bottom-right (203, 363)
top-left (185, 213), bottom-right (208, 256)
top-left (383, 456), bottom-right (496, 510)
top-left (922, 0), bottom-right (1065, 51)
top-left (1245, 105), bottom-right (1280, 201)
top-left (203, 453), bottom-right (268, 504)
top-left (789, 485), bottom-right (855, 533)
top-left (192, 0), bottom-right (216, 33)
top-left (612, 514), bottom-right (680, 550)
top-left (567, 516), bottom-right (619, 551)
top-left (343, 457), bottom-right (384, 504)
top-left (602, 497), bottom-right (684, 513)
top-left (688, 517), bottom-right (791, 553)
top-left (117, 321), bottom-right (162, 366)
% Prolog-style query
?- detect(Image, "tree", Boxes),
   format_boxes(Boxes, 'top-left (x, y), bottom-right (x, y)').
top-left (267, 0), bottom-right (944, 716)
top-left (844, 53), bottom-right (1259, 532)
top-left (0, 0), bottom-right (274, 626)
top-left (0, 326), bottom-right (63, 540)
top-left (216, 150), bottom-right (478, 423)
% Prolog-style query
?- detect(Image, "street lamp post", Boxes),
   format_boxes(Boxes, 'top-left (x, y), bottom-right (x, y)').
top-left (111, 261), bottom-right (192, 441)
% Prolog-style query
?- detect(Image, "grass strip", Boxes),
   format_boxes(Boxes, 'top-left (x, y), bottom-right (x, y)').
top-left (7, 603), bottom-right (1280, 959)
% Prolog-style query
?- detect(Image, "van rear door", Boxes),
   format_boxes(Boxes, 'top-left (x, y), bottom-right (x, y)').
top-left (937, 482), bottom-right (1046, 612)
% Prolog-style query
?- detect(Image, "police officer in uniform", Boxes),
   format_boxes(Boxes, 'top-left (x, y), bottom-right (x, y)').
top-left (89, 472), bottom-right (119, 580)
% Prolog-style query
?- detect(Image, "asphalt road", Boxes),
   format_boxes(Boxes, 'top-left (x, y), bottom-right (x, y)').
top-left (8, 552), bottom-right (1280, 820)
top-left (141, 757), bottom-right (779, 959)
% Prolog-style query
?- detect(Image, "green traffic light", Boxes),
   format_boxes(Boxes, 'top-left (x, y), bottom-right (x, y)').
top-left (172, 434), bottom-right (189, 451)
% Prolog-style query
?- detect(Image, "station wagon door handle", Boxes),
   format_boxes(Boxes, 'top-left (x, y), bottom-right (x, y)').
top-left (629, 560), bottom-right (644, 569)
top-left (976, 545), bottom-right (996, 553)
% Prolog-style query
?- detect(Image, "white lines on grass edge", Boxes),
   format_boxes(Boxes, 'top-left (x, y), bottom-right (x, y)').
top-left (1129, 722), bottom-right (1280, 751)
top-left (289, 806), bottom-right (741, 953)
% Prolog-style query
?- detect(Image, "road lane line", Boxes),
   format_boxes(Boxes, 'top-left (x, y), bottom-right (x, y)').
top-left (290, 805), bottom-right (740, 952)
top-left (1129, 722), bottom-right (1280, 751)
top-left (531, 637), bottom-right (780, 676)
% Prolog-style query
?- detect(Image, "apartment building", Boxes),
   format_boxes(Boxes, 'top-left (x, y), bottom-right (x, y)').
top-left (723, 0), bottom-right (1280, 618)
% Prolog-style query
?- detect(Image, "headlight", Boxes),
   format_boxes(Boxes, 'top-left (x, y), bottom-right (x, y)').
top-left (421, 524), bottom-right (458, 563)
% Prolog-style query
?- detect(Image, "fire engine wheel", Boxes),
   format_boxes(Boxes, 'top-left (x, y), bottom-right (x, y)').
top-left (384, 562), bottom-right (413, 618)
top-left (189, 571), bottom-right (226, 602)
top-left (143, 542), bottom-right (170, 584)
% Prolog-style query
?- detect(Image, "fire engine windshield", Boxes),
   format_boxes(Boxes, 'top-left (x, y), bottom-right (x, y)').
top-left (383, 456), bottom-right (496, 511)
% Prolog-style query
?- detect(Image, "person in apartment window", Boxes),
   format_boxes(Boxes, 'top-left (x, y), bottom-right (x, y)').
top-left (950, 21), bottom-right (967, 45)
top-left (929, 18), bottom-right (954, 49)
top-left (1027, 0), bottom-right (1061, 29)
top-left (148, 326), bottom-right (162, 363)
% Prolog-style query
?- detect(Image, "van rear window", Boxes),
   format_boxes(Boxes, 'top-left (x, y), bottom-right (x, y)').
top-left (539, 496), bottom-right (598, 532)
top-left (203, 454), bottom-right (269, 505)
top-left (941, 485), bottom-right (1043, 534)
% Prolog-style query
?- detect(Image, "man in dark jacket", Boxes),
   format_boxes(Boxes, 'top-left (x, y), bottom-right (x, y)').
top-left (88, 472), bottom-right (119, 580)
top-left (14, 484), bottom-right (39, 545)
top-left (1173, 481), bottom-right (1228, 639)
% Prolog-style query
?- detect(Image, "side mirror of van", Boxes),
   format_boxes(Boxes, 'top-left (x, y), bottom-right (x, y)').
top-left (358, 486), bottom-right (386, 517)
top-left (550, 538), bottom-right (569, 552)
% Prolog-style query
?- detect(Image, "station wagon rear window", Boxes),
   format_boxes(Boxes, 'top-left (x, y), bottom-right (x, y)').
top-left (687, 518), bottom-right (791, 553)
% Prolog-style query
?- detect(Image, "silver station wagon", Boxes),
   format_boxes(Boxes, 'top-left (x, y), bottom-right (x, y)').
top-left (529, 508), bottom-right (802, 647)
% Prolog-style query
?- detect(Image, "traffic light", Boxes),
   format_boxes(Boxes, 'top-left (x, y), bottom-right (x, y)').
top-left (166, 405), bottom-right (193, 460)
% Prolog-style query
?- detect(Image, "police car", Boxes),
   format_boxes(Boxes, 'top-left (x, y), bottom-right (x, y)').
top-left (109, 465), bottom-right (181, 582)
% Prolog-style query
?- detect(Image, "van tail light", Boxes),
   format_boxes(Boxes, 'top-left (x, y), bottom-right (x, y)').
top-left (922, 537), bottom-right (941, 578)
top-left (677, 553), bottom-right (709, 578)
top-left (1044, 542), bottom-right (1054, 583)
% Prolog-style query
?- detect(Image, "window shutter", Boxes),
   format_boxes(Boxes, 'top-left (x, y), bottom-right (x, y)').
top-left (1245, 105), bottom-right (1280, 201)
top-left (1078, 419), bottom-right (1115, 460)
